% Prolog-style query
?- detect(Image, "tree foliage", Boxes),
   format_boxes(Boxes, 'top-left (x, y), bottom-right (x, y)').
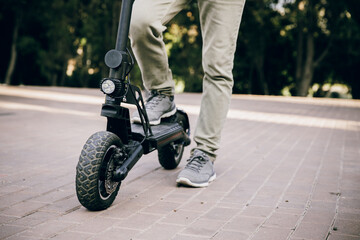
top-left (0, 0), bottom-right (359, 98)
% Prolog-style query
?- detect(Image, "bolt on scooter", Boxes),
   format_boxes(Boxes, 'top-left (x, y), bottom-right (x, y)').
top-left (75, 0), bottom-right (191, 211)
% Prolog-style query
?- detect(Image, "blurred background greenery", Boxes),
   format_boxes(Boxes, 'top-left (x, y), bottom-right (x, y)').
top-left (0, 0), bottom-right (359, 98)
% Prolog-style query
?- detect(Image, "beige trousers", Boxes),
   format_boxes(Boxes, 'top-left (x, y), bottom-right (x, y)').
top-left (129, 0), bottom-right (246, 160)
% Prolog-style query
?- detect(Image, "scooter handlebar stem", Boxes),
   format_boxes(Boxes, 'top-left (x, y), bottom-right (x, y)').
top-left (115, 0), bottom-right (134, 52)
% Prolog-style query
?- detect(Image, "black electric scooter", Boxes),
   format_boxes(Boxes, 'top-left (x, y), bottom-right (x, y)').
top-left (75, 0), bottom-right (191, 211)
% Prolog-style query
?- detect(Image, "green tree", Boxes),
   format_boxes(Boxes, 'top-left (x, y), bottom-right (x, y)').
top-left (1, 0), bottom-right (26, 85)
top-left (1, 0), bottom-right (80, 86)
top-left (69, 0), bottom-right (121, 87)
top-left (283, 0), bottom-right (358, 97)
top-left (320, 0), bottom-right (360, 99)
top-left (1, 0), bottom-right (359, 98)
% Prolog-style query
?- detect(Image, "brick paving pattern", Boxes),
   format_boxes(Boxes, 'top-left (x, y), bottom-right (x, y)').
top-left (0, 85), bottom-right (359, 240)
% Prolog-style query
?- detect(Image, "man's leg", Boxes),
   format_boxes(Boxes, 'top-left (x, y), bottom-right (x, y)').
top-left (129, 0), bottom-right (190, 125)
top-left (176, 0), bottom-right (246, 187)
top-left (193, 0), bottom-right (246, 161)
top-left (129, 0), bottom-right (190, 96)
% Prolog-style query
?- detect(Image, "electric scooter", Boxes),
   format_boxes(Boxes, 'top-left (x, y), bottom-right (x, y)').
top-left (75, 0), bottom-right (191, 211)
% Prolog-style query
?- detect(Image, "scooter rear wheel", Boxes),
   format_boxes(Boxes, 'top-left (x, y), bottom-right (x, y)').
top-left (158, 142), bottom-right (184, 170)
top-left (158, 112), bottom-right (187, 169)
top-left (76, 131), bottom-right (122, 211)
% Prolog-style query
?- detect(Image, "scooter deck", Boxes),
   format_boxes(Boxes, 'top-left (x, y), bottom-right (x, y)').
top-left (131, 122), bottom-right (187, 153)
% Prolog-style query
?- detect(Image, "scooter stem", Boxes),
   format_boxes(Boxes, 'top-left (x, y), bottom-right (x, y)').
top-left (108, 0), bottom-right (134, 79)
top-left (115, 0), bottom-right (134, 52)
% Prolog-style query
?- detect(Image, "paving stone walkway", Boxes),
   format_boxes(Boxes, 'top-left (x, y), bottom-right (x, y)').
top-left (0, 85), bottom-right (359, 240)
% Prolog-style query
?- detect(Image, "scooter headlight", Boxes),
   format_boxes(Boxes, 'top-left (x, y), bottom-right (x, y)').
top-left (101, 79), bottom-right (116, 95)
top-left (100, 78), bottom-right (126, 98)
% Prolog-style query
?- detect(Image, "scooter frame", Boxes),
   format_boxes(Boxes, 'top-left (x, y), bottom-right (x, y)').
top-left (75, 0), bottom-right (191, 211)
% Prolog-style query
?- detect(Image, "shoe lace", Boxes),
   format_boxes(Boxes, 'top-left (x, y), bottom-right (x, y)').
top-left (146, 91), bottom-right (166, 110)
top-left (185, 155), bottom-right (207, 173)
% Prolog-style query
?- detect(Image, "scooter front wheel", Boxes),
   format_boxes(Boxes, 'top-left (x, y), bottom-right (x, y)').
top-left (76, 131), bottom-right (122, 211)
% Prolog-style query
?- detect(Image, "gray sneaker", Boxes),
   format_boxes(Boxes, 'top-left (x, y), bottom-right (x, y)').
top-left (176, 150), bottom-right (216, 188)
top-left (132, 91), bottom-right (176, 125)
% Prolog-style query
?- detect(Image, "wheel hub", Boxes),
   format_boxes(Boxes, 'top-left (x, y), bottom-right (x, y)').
top-left (99, 146), bottom-right (126, 199)
top-left (104, 160), bottom-right (118, 195)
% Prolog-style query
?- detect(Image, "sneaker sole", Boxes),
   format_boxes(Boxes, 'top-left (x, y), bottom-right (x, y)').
top-left (176, 173), bottom-right (216, 188)
top-left (132, 108), bottom-right (177, 125)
